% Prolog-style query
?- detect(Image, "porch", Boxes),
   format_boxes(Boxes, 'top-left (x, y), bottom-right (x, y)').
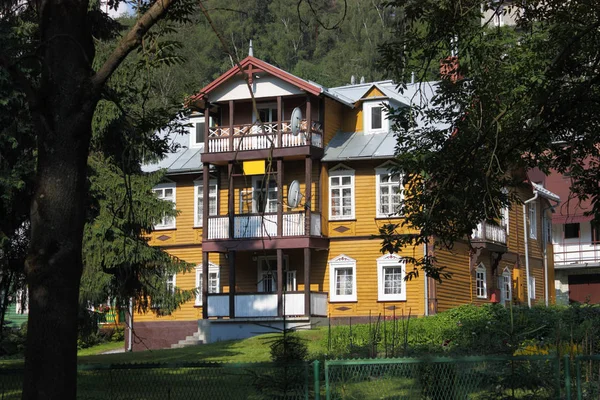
top-left (206, 292), bottom-right (328, 318)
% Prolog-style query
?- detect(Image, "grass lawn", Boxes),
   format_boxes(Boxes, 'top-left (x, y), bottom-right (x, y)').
top-left (78, 328), bottom-right (327, 365)
top-left (77, 341), bottom-right (125, 357)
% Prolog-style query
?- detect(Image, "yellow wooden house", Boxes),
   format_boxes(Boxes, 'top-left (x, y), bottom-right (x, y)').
top-left (132, 55), bottom-right (559, 350)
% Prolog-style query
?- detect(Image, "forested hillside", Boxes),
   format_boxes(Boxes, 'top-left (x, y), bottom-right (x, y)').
top-left (125, 0), bottom-right (396, 105)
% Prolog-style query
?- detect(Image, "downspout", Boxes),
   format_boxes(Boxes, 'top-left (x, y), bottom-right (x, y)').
top-left (542, 200), bottom-right (560, 306)
top-left (127, 297), bottom-right (133, 352)
top-left (523, 192), bottom-right (539, 308)
top-left (424, 240), bottom-right (429, 316)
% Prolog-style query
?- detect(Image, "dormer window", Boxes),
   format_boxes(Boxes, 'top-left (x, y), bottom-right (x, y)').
top-left (363, 101), bottom-right (388, 134)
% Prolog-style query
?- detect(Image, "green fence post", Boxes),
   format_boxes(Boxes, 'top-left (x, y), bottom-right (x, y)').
top-left (565, 355), bottom-right (571, 400)
top-left (325, 361), bottom-right (330, 400)
top-left (554, 355), bottom-right (561, 399)
top-left (313, 360), bottom-right (320, 400)
top-left (575, 356), bottom-right (582, 400)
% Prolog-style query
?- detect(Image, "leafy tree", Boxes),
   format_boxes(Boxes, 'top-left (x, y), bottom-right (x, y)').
top-left (376, 0), bottom-right (600, 279)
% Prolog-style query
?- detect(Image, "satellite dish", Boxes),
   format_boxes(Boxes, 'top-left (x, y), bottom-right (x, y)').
top-left (290, 107), bottom-right (303, 136)
top-left (287, 180), bottom-right (302, 208)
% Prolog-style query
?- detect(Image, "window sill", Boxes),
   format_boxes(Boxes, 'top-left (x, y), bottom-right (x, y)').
top-left (329, 218), bottom-right (357, 222)
top-left (375, 215), bottom-right (404, 220)
top-left (329, 299), bottom-right (358, 303)
top-left (153, 226), bottom-right (177, 231)
top-left (377, 298), bottom-right (407, 303)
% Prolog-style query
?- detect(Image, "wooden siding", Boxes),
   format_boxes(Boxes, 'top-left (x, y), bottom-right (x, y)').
top-left (365, 87), bottom-right (385, 98)
top-left (324, 239), bottom-right (425, 317)
top-left (435, 243), bottom-right (472, 311)
top-left (323, 97), bottom-right (343, 145)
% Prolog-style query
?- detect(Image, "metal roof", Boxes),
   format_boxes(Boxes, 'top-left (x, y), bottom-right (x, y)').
top-left (141, 131), bottom-right (203, 175)
top-left (323, 131), bottom-right (397, 162)
top-left (532, 182), bottom-right (560, 203)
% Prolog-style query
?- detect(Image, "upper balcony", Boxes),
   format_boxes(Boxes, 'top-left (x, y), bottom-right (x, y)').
top-left (203, 119), bottom-right (323, 164)
top-left (472, 222), bottom-right (507, 251)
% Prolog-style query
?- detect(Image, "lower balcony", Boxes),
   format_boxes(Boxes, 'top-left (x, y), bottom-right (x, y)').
top-left (472, 222), bottom-right (507, 246)
top-left (206, 292), bottom-right (328, 318)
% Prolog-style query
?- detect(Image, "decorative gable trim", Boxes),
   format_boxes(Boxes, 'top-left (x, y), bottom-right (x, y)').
top-left (377, 253), bottom-right (403, 262)
top-left (329, 254), bottom-right (356, 264)
top-left (329, 163), bottom-right (354, 173)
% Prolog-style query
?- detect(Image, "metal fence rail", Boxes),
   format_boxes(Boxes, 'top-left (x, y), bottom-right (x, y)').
top-left (325, 355), bottom-right (561, 400)
top-left (575, 355), bottom-right (600, 400)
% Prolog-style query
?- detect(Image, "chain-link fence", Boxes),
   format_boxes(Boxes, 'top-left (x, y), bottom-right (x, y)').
top-left (324, 355), bottom-right (561, 400)
top-left (0, 362), bottom-right (310, 400)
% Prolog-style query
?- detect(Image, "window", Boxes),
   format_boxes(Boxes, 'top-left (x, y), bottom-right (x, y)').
top-left (189, 115), bottom-right (208, 147)
top-left (528, 276), bottom-right (536, 300)
top-left (499, 268), bottom-right (512, 303)
top-left (257, 256), bottom-right (292, 292)
top-left (363, 101), bottom-right (388, 133)
top-left (329, 164), bottom-right (355, 220)
top-left (195, 263), bottom-right (220, 305)
top-left (153, 183), bottom-right (176, 230)
top-left (329, 255), bottom-right (357, 302)
top-left (253, 176), bottom-right (278, 213)
top-left (476, 263), bottom-right (487, 299)
top-left (377, 254), bottom-right (406, 301)
top-left (564, 223), bottom-right (580, 239)
top-left (194, 179), bottom-right (218, 227)
top-left (493, 4), bottom-right (504, 26)
top-left (166, 274), bottom-right (176, 294)
top-left (255, 103), bottom-right (280, 123)
top-left (15, 289), bottom-right (28, 315)
top-left (592, 222), bottom-right (600, 243)
top-left (528, 202), bottom-right (537, 239)
top-left (376, 163), bottom-right (403, 217)
top-left (240, 189), bottom-right (253, 213)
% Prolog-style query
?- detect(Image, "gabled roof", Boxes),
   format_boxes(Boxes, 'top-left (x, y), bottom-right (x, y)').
top-left (142, 131), bottom-right (203, 175)
top-left (531, 182), bottom-right (560, 203)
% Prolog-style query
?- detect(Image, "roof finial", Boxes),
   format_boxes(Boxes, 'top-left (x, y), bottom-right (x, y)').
top-left (249, 39), bottom-right (254, 57)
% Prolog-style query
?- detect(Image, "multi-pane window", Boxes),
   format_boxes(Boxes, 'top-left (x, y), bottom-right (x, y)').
top-left (153, 184), bottom-right (176, 229)
top-left (329, 255), bottom-right (357, 302)
top-left (257, 257), bottom-right (290, 293)
top-left (476, 264), bottom-right (487, 299)
top-left (376, 165), bottom-right (403, 217)
top-left (329, 165), bottom-right (354, 220)
top-left (194, 179), bottom-right (218, 227)
top-left (528, 202), bottom-right (537, 239)
top-left (166, 274), bottom-right (176, 294)
top-left (253, 177), bottom-right (277, 213)
top-left (377, 254), bottom-right (406, 301)
top-left (195, 264), bottom-right (220, 306)
top-left (500, 268), bottom-right (512, 303)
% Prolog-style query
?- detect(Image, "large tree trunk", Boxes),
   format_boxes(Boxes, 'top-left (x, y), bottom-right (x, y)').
top-left (23, 0), bottom-right (97, 398)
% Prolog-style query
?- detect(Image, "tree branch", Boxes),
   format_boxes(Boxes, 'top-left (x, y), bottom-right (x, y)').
top-left (91, 0), bottom-right (176, 91)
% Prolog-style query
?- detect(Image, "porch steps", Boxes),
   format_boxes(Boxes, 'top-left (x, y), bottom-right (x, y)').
top-left (171, 331), bottom-right (204, 349)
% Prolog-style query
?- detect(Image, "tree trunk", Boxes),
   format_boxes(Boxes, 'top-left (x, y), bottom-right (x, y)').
top-left (23, 0), bottom-right (97, 398)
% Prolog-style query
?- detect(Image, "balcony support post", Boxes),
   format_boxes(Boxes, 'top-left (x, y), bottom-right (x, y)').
top-left (228, 162), bottom-right (235, 239)
top-left (228, 251), bottom-right (236, 318)
top-left (305, 156), bottom-right (312, 235)
top-left (277, 96), bottom-right (282, 147)
top-left (277, 249), bottom-right (283, 317)
top-left (229, 100), bottom-right (234, 151)
top-left (202, 251), bottom-right (209, 319)
top-left (304, 248), bottom-right (311, 317)
top-left (202, 164), bottom-right (209, 241)
top-left (204, 102), bottom-right (210, 154)
top-left (277, 159), bottom-right (283, 237)
top-left (306, 96), bottom-right (312, 146)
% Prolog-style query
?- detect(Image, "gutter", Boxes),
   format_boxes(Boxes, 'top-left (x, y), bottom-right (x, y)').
top-left (523, 192), bottom-right (539, 308)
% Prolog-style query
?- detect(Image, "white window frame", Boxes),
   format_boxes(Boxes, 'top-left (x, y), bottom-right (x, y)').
top-left (189, 115), bottom-right (207, 148)
top-left (166, 273), bottom-right (176, 294)
top-left (252, 176), bottom-right (278, 214)
top-left (285, 271), bottom-right (297, 292)
top-left (500, 267), bottom-right (512, 303)
top-left (15, 288), bottom-right (28, 315)
top-left (153, 182), bottom-right (176, 230)
top-left (257, 256), bottom-right (291, 293)
top-left (363, 101), bottom-right (388, 134)
top-left (476, 263), bottom-right (487, 299)
top-left (195, 263), bottom-right (220, 306)
top-left (493, 4), bottom-right (505, 27)
top-left (529, 276), bottom-right (536, 300)
top-left (377, 253), bottom-right (406, 301)
top-left (194, 178), bottom-right (218, 227)
top-left (375, 162), bottom-right (404, 218)
top-left (253, 103), bottom-right (279, 123)
top-left (239, 189), bottom-right (254, 214)
top-left (528, 202), bottom-right (537, 239)
top-left (329, 164), bottom-right (355, 220)
top-left (329, 254), bottom-right (357, 302)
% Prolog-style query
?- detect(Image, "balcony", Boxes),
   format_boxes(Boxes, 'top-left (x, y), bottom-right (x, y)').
top-left (203, 120), bottom-right (323, 162)
top-left (554, 241), bottom-right (600, 268)
top-left (472, 222), bottom-right (507, 248)
top-left (206, 292), bottom-right (328, 318)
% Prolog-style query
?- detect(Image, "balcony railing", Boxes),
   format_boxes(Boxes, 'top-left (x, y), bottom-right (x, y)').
top-left (472, 222), bottom-right (507, 245)
top-left (554, 241), bottom-right (600, 266)
top-left (206, 292), bottom-right (328, 318)
top-left (206, 120), bottom-right (323, 153)
top-left (207, 212), bottom-right (321, 240)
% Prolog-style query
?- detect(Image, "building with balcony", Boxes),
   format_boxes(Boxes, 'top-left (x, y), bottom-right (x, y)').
top-left (131, 54), bottom-right (559, 350)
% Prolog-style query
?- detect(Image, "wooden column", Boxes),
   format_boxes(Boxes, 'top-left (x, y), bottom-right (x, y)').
top-left (305, 156), bottom-right (312, 235)
top-left (228, 251), bottom-right (236, 318)
top-left (276, 96), bottom-right (282, 148)
top-left (202, 164), bottom-right (210, 241)
top-left (204, 103), bottom-right (210, 154)
top-left (228, 162), bottom-right (235, 240)
top-left (202, 251), bottom-right (209, 319)
top-left (277, 249), bottom-right (284, 317)
top-left (304, 247), bottom-right (311, 317)
top-left (306, 96), bottom-right (312, 146)
top-left (277, 159), bottom-right (283, 238)
top-left (229, 100), bottom-right (234, 151)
